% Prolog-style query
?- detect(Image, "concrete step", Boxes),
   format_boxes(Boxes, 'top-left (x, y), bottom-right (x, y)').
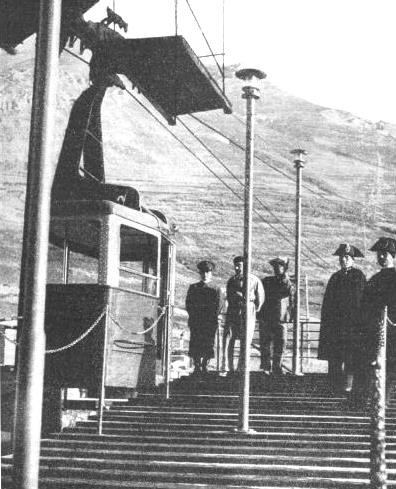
top-left (1, 458), bottom-right (390, 485)
top-left (73, 419), bottom-right (374, 435)
top-left (34, 446), bottom-right (396, 469)
top-left (51, 432), bottom-right (376, 448)
top-left (40, 438), bottom-right (374, 457)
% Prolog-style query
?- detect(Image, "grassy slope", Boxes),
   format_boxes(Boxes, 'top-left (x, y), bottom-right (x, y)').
top-left (1, 46), bottom-right (396, 320)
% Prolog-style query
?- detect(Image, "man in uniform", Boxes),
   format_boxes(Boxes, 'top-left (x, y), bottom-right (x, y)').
top-left (224, 256), bottom-right (264, 375)
top-left (353, 237), bottom-right (396, 405)
top-left (318, 244), bottom-right (366, 393)
top-left (186, 260), bottom-right (223, 376)
top-left (258, 256), bottom-right (294, 376)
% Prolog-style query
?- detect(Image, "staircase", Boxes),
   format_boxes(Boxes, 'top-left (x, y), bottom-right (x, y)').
top-left (2, 373), bottom-right (395, 488)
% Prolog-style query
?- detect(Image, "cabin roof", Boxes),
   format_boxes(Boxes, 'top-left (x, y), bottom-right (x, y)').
top-left (0, 0), bottom-right (98, 49)
top-left (51, 200), bottom-right (171, 238)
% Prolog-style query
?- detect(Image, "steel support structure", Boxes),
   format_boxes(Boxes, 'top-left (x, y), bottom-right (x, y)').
top-left (370, 307), bottom-right (388, 489)
top-left (12, 2), bottom-right (62, 488)
top-left (236, 68), bottom-right (266, 432)
top-left (291, 149), bottom-right (306, 376)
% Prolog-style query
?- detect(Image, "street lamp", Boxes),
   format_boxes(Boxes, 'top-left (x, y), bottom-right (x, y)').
top-left (235, 68), bottom-right (266, 432)
top-left (290, 148), bottom-right (307, 376)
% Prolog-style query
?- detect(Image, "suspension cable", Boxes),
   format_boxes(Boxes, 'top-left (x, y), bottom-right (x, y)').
top-left (179, 117), bottom-right (331, 269)
top-left (183, 0), bottom-right (224, 78)
top-left (63, 48), bottom-right (330, 271)
top-left (190, 113), bottom-right (323, 198)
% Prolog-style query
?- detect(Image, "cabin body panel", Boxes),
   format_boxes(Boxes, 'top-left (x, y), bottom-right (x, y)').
top-left (44, 200), bottom-right (175, 393)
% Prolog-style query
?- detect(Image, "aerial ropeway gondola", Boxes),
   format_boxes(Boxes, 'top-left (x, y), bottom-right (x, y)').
top-left (40, 4), bottom-right (232, 414)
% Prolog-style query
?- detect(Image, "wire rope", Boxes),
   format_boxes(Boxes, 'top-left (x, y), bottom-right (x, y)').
top-left (183, 0), bottom-right (224, 78)
top-left (63, 48), bottom-right (330, 271)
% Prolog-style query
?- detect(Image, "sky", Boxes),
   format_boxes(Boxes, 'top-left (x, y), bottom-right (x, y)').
top-left (86, 0), bottom-right (396, 123)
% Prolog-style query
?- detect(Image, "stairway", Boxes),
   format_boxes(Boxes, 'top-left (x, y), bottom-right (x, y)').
top-left (2, 373), bottom-right (395, 488)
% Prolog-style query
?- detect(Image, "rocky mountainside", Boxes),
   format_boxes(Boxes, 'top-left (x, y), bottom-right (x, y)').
top-left (1, 41), bottom-right (396, 319)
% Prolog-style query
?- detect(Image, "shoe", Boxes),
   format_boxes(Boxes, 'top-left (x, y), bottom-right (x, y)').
top-left (263, 370), bottom-right (271, 376)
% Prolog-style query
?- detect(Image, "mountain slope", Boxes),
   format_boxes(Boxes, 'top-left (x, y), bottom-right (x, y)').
top-left (1, 44), bottom-right (396, 319)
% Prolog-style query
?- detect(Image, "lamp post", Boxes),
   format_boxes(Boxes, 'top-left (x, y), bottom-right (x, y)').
top-left (12, 1), bottom-right (62, 488)
top-left (290, 149), bottom-right (307, 376)
top-left (236, 68), bottom-right (266, 432)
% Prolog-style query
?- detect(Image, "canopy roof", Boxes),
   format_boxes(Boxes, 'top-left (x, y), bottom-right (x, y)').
top-left (92, 35), bottom-right (232, 124)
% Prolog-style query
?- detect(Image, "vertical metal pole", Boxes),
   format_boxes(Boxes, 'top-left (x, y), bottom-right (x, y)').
top-left (165, 244), bottom-right (176, 400)
top-left (175, 0), bottom-right (178, 36)
top-left (12, 2), bottom-right (62, 488)
top-left (305, 274), bottom-right (310, 320)
top-left (98, 306), bottom-right (109, 435)
top-left (239, 91), bottom-right (255, 432)
top-left (370, 307), bottom-right (388, 489)
top-left (235, 68), bottom-right (266, 433)
top-left (291, 149), bottom-right (306, 376)
top-left (216, 326), bottom-right (221, 372)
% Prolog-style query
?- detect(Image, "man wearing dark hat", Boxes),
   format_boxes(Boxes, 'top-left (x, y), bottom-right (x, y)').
top-left (224, 256), bottom-right (264, 375)
top-left (258, 256), bottom-right (295, 376)
top-left (318, 243), bottom-right (366, 393)
top-left (353, 237), bottom-right (396, 404)
top-left (186, 260), bottom-right (223, 376)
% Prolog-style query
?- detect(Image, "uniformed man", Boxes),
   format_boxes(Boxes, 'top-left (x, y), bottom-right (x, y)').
top-left (185, 260), bottom-right (223, 376)
top-left (353, 237), bottom-right (396, 404)
top-left (224, 256), bottom-right (265, 375)
top-left (258, 256), bottom-right (295, 376)
top-left (318, 244), bottom-right (366, 393)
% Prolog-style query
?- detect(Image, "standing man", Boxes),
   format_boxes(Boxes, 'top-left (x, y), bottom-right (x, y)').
top-left (186, 260), bottom-right (223, 376)
top-left (353, 237), bottom-right (396, 405)
top-left (258, 257), bottom-right (294, 376)
top-left (318, 244), bottom-right (366, 393)
top-left (224, 256), bottom-right (264, 375)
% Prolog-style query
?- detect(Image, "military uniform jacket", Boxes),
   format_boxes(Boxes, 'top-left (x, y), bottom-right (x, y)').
top-left (257, 275), bottom-right (295, 325)
top-left (361, 267), bottom-right (396, 367)
top-left (225, 274), bottom-right (264, 334)
top-left (318, 267), bottom-right (366, 361)
top-left (186, 281), bottom-right (223, 358)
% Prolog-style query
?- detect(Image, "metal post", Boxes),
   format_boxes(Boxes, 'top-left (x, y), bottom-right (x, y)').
top-left (12, 2), bottom-right (62, 488)
top-left (291, 149), bottom-right (306, 376)
top-left (98, 306), bottom-right (109, 435)
top-left (370, 307), bottom-right (388, 489)
top-left (164, 244), bottom-right (176, 400)
top-left (305, 274), bottom-right (310, 320)
top-left (236, 68), bottom-right (266, 432)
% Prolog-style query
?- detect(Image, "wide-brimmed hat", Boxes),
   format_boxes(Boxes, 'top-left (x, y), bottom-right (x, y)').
top-left (269, 256), bottom-right (289, 269)
top-left (370, 237), bottom-right (396, 257)
top-left (333, 243), bottom-right (364, 258)
top-left (197, 260), bottom-right (215, 272)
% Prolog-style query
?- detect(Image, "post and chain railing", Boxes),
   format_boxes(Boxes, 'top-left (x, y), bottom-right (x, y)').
top-left (370, 307), bottom-right (388, 489)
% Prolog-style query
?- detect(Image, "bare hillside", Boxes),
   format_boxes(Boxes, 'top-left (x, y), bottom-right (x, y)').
top-left (1, 43), bottom-right (396, 318)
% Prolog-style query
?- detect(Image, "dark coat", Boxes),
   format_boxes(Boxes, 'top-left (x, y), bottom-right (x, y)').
top-left (318, 267), bottom-right (366, 361)
top-left (186, 281), bottom-right (223, 359)
top-left (258, 275), bottom-right (295, 325)
top-left (360, 267), bottom-right (396, 368)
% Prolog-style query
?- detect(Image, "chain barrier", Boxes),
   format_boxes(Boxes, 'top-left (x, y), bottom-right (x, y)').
top-left (109, 305), bottom-right (167, 335)
top-left (1, 306), bottom-right (167, 354)
top-left (0, 329), bottom-right (18, 345)
top-left (45, 307), bottom-right (107, 354)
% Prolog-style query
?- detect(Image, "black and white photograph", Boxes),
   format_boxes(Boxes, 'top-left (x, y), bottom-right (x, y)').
top-left (1, 1), bottom-right (396, 487)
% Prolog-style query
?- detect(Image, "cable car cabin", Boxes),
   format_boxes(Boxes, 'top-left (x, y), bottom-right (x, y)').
top-left (44, 200), bottom-right (175, 395)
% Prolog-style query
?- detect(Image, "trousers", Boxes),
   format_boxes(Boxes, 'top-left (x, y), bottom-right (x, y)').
top-left (259, 320), bottom-right (287, 372)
